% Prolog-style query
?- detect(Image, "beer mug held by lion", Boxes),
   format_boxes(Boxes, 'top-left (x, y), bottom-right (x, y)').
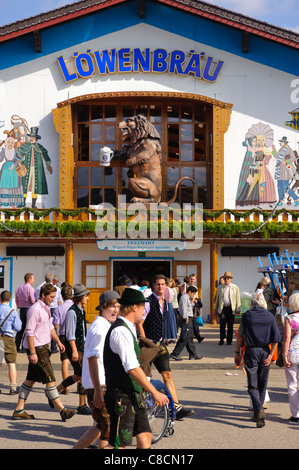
top-left (99, 146), bottom-right (114, 166)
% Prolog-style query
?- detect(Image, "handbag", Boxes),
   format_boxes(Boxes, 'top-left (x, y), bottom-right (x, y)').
top-left (196, 315), bottom-right (204, 327)
top-left (15, 162), bottom-right (27, 177)
top-left (0, 309), bottom-right (14, 362)
top-left (275, 303), bottom-right (288, 327)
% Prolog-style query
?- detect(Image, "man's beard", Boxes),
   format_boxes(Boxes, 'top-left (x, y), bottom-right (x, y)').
top-left (5, 147), bottom-right (15, 161)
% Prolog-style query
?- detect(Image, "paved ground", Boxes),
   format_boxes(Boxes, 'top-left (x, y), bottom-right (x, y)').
top-left (0, 325), bottom-right (297, 452)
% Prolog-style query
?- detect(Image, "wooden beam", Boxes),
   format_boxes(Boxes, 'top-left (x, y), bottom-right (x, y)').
top-left (33, 30), bottom-right (41, 53)
top-left (210, 243), bottom-right (218, 325)
top-left (242, 31), bottom-right (250, 53)
top-left (139, 0), bottom-right (145, 18)
top-left (65, 240), bottom-right (73, 286)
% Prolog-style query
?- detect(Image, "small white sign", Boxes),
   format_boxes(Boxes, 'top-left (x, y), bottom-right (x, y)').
top-left (96, 239), bottom-right (187, 251)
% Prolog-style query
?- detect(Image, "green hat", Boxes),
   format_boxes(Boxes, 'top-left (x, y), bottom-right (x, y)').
top-left (119, 288), bottom-right (149, 305)
top-left (27, 127), bottom-right (41, 140)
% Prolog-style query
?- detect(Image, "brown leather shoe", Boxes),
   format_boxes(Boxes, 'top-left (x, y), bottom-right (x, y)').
top-left (256, 410), bottom-right (265, 428)
top-left (12, 410), bottom-right (35, 420)
top-left (60, 408), bottom-right (76, 421)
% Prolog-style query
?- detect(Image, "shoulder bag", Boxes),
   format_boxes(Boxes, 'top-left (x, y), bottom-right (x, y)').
top-left (0, 309), bottom-right (14, 361)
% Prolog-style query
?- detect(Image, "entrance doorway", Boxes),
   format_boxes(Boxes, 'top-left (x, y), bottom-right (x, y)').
top-left (112, 259), bottom-right (171, 288)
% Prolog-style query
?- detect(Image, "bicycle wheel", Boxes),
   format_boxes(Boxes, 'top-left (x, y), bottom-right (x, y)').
top-left (145, 393), bottom-right (169, 444)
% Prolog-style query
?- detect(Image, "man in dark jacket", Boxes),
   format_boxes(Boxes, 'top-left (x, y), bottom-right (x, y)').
top-left (235, 292), bottom-right (281, 428)
top-left (138, 274), bottom-right (194, 420)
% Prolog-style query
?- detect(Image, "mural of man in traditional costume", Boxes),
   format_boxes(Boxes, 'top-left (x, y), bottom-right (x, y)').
top-left (236, 122), bottom-right (276, 208)
top-left (272, 136), bottom-right (299, 206)
top-left (19, 127), bottom-right (52, 208)
top-left (0, 136), bottom-right (24, 207)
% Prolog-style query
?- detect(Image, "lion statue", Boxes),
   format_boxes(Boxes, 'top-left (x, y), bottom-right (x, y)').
top-left (118, 115), bottom-right (162, 203)
top-left (102, 114), bottom-right (196, 204)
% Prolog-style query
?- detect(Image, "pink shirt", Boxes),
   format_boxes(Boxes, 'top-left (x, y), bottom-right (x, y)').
top-left (23, 299), bottom-right (54, 348)
top-left (15, 283), bottom-right (36, 308)
top-left (164, 286), bottom-right (173, 302)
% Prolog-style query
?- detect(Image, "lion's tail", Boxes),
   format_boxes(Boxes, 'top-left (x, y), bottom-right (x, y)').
top-left (166, 177), bottom-right (198, 205)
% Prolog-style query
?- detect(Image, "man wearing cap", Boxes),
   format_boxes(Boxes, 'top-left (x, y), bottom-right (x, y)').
top-left (170, 285), bottom-right (202, 361)
top-left (214, 271), bottom-right (241, 345)
top-left (74, 290), bottom-right (120, 449)
top-left (103, 288), bottom-right (168, 449)
top-left (56, 283), bottom-right (91, 415)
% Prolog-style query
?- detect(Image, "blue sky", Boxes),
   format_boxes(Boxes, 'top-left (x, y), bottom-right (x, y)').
top-left (0, 0), bottom-right (298, 32)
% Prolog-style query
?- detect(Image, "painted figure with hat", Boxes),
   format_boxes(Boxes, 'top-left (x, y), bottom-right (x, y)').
top-left (103, 287), bottom-right (168, 449)
top-left (272, 136), bottom-right (299, 206)
top-left (214, 271), bottom-right (241, 346)
top-left (56, 284), bottom-right (91, 415)
top-left (19, 127), bottom-right (53, 208)
top-left (75, 290), bottom-right (120, 449)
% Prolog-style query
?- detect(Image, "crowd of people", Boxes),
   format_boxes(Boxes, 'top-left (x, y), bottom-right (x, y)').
top-left (1, 268), bottom-right (299, 445)
top-left (0, 271), bottom-right (204, 448)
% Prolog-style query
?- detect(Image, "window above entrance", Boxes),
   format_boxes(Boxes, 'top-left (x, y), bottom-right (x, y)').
top-left (53, 91), bottom-right (232, 210)
top-left (73, 97), bottom-right (212, 208)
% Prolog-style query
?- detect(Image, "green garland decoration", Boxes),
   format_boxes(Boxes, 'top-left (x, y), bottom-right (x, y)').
top-left (0, 206), bottom-right (299, 220)
top-left (0, 218), bottom-right (298, 240)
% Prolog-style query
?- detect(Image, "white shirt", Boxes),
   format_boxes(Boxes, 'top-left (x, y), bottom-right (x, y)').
top-left (223, 285), bottom-right (231, 307)
top-left (109, 316), bottom-right (140, 373)
top-left (35, 281), bottom-right (62, 308)
top-left (81, 315), bottom-right (111, 389)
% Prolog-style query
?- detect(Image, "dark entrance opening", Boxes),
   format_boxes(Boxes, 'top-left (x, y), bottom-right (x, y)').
top-left (112, 260), bottom-right (171, 288)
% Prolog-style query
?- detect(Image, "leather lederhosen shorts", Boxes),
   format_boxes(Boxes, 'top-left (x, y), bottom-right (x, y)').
top-left (86, 387), bottom-right (110, 441)
top-left (26, 344), bottom-right (56, 384)
top-left (104, 388), bottom-right (151, 448)
top-left (0, 334), bottom-right (17, 363)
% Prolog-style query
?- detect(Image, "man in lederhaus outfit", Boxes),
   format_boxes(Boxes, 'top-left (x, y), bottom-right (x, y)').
top-left (214, 271), bottom-right (241, 345)
top-left (56, 283), bottom-right (91, 415)
top-left (138, 274), bottom-right (194, 420)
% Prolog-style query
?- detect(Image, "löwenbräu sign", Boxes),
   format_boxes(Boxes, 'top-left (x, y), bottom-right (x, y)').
top-left (57, 47), bottom-right (224, 83)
